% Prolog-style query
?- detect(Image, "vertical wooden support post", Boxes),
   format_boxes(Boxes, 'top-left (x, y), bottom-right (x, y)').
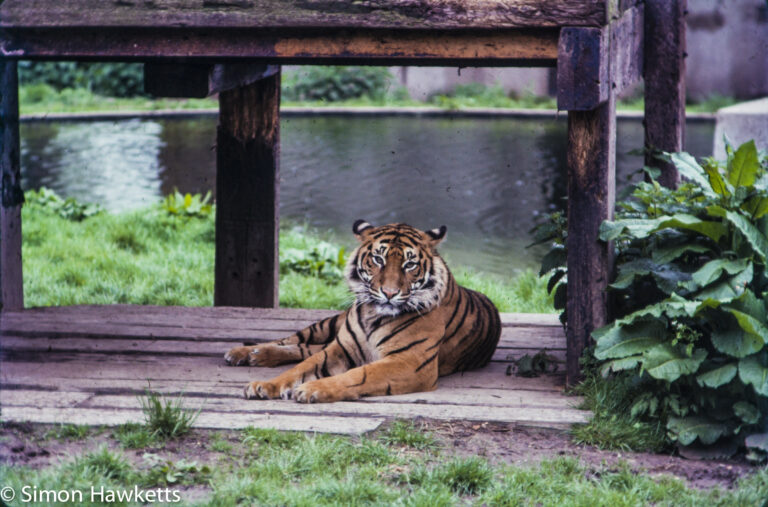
top-left (644, 0), bottom-right (686, 188)
top-left (0, 60), bottom-right (24, 312)
top-left (566, 98), bottom-right (616, 385)
top-left (558, 25), bottom-right (617, 385)
top-left (214, 70), bottom-right (280, 308)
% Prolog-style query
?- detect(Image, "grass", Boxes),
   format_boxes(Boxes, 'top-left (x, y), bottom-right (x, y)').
top-left (138, 389), bottom-right (201, 439)
top-left (22, 193), bottom-right (554, 313)
top-left (2, 421), bottom-right (767, 506)
top-left (19, 82), bottom-right (737, 116)
top-left (378, 420), bottom-right (439, 451)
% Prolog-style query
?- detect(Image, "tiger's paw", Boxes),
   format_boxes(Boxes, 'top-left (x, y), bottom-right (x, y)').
top-left (293, 380), bottom-right (353, 404)
top-left (244, 380), bottom-right (294, 400)
top-left (247, 345), bottom-right (293, 367)
top-left (224, 346), bottom-right (253, 366)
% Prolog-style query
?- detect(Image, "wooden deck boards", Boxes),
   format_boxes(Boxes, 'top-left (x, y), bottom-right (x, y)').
top-left (0, 306), bottom-right (588, 434)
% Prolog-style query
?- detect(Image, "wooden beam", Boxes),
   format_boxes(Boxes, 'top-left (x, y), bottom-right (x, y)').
top-left (144, 63), bottom-right (280, 98)
top-left (0, 28), bottom-right (560, 67)
top-left (556, 5), bottom-right (643, 111)
top-left (644, 0), bottom-right (686, 188)
top-left (0, 60), bottom-right (23, 312)
top-left (556, 27), bottom-right (609, 111)
top-left (214, 70), bottom-right (280, 308)
top-left (0, 0), bottom-right (607, 31)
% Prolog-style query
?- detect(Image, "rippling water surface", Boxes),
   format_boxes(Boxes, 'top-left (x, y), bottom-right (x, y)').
top-left (21, 115), bottom-right (715, 277)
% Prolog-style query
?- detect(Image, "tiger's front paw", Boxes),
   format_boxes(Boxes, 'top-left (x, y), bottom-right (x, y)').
top-left (244, 380), bottom-right (295, 400)
top-left (293, 380), bottom-right (353, 404)
top-left (224, 346), bottom-right (253, 366)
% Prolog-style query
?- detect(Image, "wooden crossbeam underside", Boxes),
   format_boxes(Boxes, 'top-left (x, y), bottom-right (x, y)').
top-left (1, 306), bottom-right (588, 434)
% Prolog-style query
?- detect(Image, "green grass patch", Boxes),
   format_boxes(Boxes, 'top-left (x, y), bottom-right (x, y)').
top-left (22, 194), bottom-right (553, 313)
top-left (112, 423), bottom-right (160, 449)
top-left (138, 390), bottom-right (201, 439)
top-left (2, 424), bottom-right (767, 505)
top-left (378, 420), bottom-right (439, 451)
top-left (43, 423), bottom-right (91, 441)
top-left (19, 83), bottom-right (735, 116)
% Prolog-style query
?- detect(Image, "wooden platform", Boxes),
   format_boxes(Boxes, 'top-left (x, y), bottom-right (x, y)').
top-left (0, 306), bottom-right (588, 434)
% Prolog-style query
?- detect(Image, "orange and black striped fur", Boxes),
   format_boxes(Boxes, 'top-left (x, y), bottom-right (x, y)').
top-left (225, 221), bottom-right (501, 403)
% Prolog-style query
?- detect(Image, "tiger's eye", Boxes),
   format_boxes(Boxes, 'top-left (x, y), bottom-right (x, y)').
top-left (404, 261), bottom-right (417, 271)
top-left (372, 255), bottom-right (385, 267)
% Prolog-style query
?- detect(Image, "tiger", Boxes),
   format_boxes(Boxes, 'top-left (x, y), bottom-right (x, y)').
top-left (224, 220), bottom-right (501, 403)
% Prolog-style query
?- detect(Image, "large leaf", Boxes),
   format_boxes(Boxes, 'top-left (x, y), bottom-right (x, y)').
top-left (602, 355), bottom-right (643, 376)
top-left (695, 263), bottom-right (753, 301)
top-left (615, 295), bottom-right (701, 327)
top-left (593, 320), bottom-right (666, 360)
top-left (741, 195), bottom-right (768, 220)
top-left (696, 363), bottom-right (738, 388)
top-left (652, 243), bottom-right (712, 265)
top-left (671, 152), bottom-right (716, 196)
top-left (739, 355), bottom-right (768, 396)
top-left (710, 324), bottom-right (763, 358)
top-left (600, 215), bottom-right (728, 243)
top-left (733, 401), bottom-right (761, 425)
top-left (611, 259), bottom-right (691, 295)
top-left (691, 259), bottom-right (751, 287)
top-left (727, 139), bottom-right (759, 188)
top-left (703, 163), bottom-right (732, 196)
top-left (642, 344), bottom-right (707, 382)
top-left (708, 206), bottom-right (768, 260)
top-left (667, 416), bottom-right (728, 445)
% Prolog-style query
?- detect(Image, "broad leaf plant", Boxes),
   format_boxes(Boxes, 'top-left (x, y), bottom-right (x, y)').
top-left (538, 140), bottom-right (768, 458)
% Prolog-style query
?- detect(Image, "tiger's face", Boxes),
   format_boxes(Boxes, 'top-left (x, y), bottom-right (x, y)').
top-left (346, 220), bottom-right (448, 316)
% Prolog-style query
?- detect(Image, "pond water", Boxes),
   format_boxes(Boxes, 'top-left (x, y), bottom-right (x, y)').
top-left (20, 115), bottom-right (715, 277)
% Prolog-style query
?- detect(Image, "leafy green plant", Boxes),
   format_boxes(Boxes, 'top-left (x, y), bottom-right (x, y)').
top-left (280, 239), bottom-right (347, 282)
top-left (580, 141), bottom-right (768, 454)
top-left (160, 189), bottom-right (213, 218)
top-left (138, 388), bottom-right (201, 439)
top-left (26, 187), bottom-right (103, 221)
top-left (19, 61), bottom-right (145, 97)
top-left (139, 453), bottom-right (211, 486)
top-left (283, 66), bottom-right (392, 102)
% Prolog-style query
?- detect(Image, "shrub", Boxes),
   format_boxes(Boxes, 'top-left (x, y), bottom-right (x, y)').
top-left (283, 66), bottom-right (391, 102)
top-left (19, 61), bottom-right (145, 97)
top-left (541, 140), bottom-right (768, 457)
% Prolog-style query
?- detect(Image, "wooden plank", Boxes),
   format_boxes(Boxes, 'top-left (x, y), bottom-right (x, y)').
top-left (644, 0), bottom-right (686, 188)
top-left (4, 304), bottom-right (562, 330)
top-left (0, 60), bottom-right (23, 311)
top-left (2, 359), bottom-right (566, 391)
top-left (0, 390), bottom-right (92, 408)
top-left (0, 1), bottom-right (606, 30)
top-left (0, 321), bottom-right (565, 349)
top-left (0, 29), bottom-right (560, 66)
top-left (565, 79), bottom-right (616, 384)
top-left (73, 394), bottom-right (587, 427)
top-left (214, 71), bottom-right (280, 308)
top-left (2, 406), bottom-right (384, 434)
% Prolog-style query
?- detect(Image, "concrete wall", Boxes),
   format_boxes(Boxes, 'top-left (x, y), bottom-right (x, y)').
top-left (686, 0), bottom-right (768, 101)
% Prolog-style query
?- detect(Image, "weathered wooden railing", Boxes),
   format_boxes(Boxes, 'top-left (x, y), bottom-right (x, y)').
top-left (0, 0), bottom-right (686, 384)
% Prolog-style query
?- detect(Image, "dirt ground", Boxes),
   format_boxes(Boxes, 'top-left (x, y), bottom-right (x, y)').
top-left (0, 419), bottom-right (759, 492)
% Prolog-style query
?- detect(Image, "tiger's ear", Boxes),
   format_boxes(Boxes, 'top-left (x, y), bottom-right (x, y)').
top-left (425, 225), bottom-right (447, 246)
top-left (352, 219), bottom-right (374, 241)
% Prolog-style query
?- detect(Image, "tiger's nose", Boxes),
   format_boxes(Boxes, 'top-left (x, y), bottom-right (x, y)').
top-left (381, 287), bottom-right (400, 300)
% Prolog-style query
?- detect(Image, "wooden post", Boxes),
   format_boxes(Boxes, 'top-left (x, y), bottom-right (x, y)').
top-left (214, 70), bottom-right (280, 308)
top-left (644, 0), bottom-right (686, 188)
top-left (0, 60), bottom-right (23, 312)
top-left (558, 24), bottom-right (620, 385)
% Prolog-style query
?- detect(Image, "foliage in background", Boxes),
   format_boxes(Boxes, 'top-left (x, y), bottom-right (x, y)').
top-left (282, 66), bottom-right (392, 102)
top-left (429, 83), bottom-right (557, 110)
top-left (541, 141), bottom-right (768, 457)
top-left (161, 189), bottom-right (213, 218)
top-left (280, 232), bottom-right (347, 282)
top-left (25, 187), bottom-right (103, 221)
top-left (19, 61), bottom-right (145, 97)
